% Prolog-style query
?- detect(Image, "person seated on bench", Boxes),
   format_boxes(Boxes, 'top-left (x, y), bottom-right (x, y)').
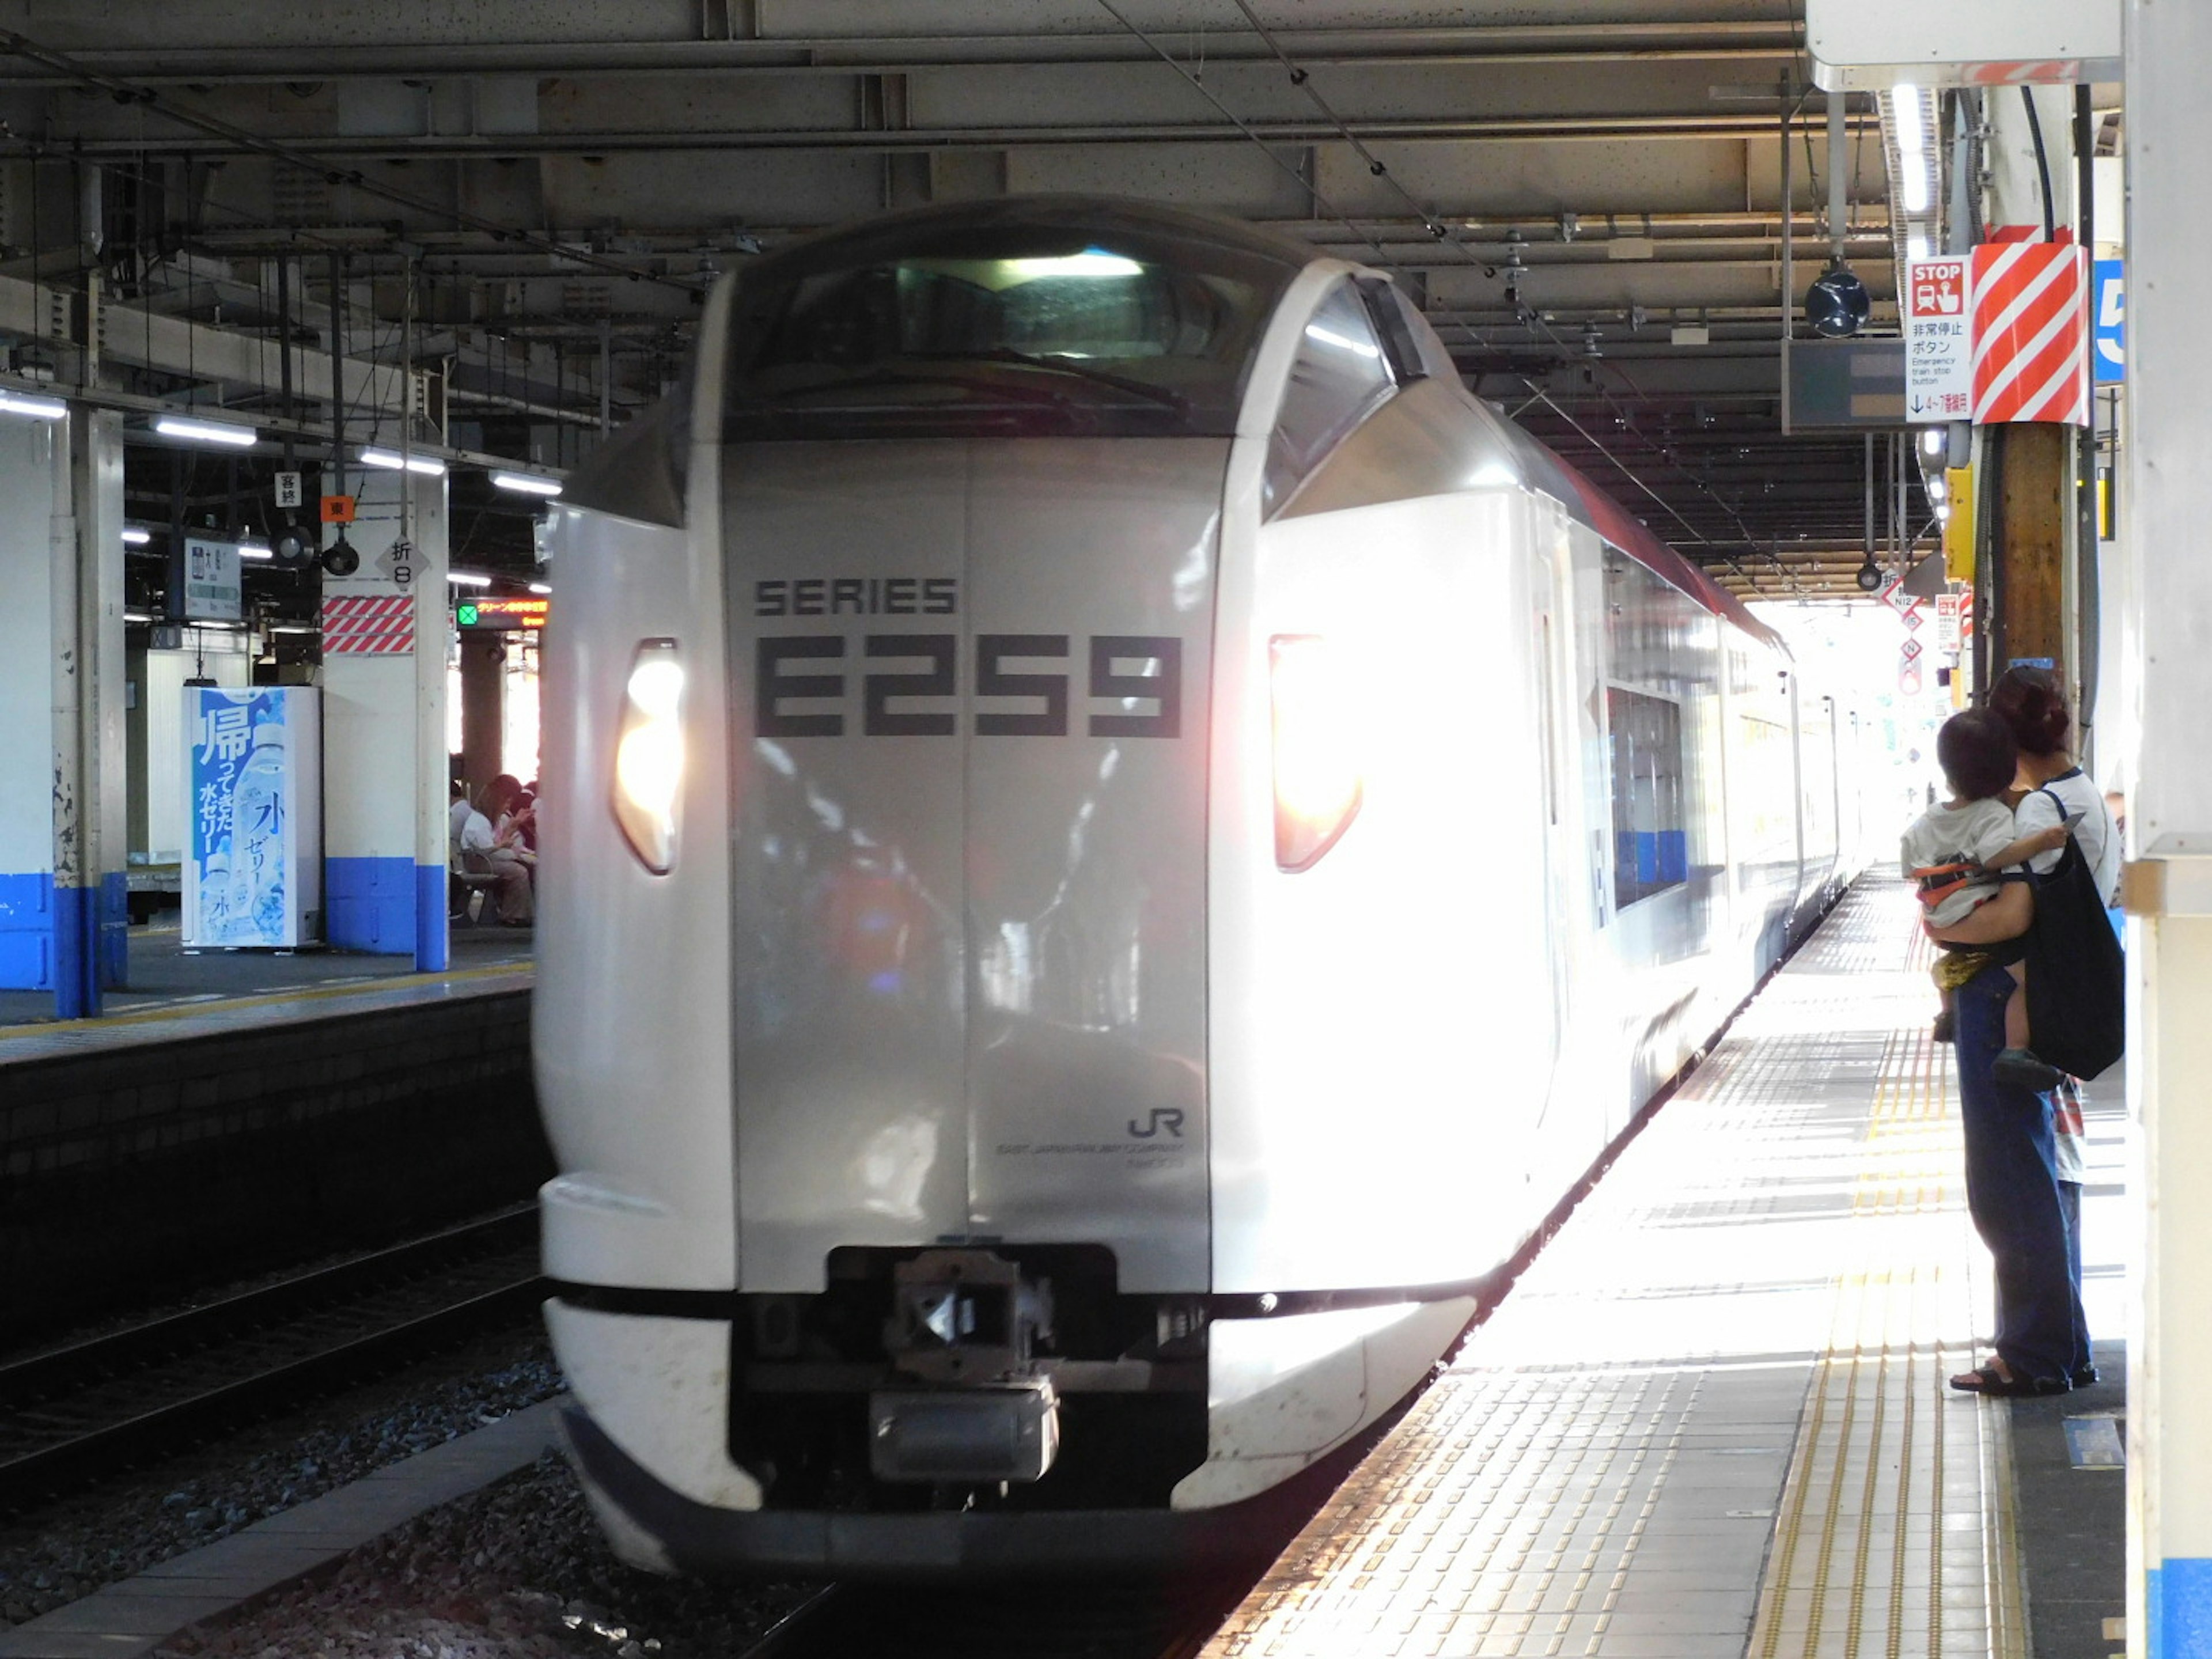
top-left (450, 777), bottom-right (532, 926)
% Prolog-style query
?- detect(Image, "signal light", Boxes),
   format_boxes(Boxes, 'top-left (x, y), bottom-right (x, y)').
top-left (1270, 634), bottom-right (1363, 871)
top-left (613, 640), bottom-right (684, 874)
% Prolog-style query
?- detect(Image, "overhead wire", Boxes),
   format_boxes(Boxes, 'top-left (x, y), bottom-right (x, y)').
top-left (1145, 0), bottom-right (1807, 590)
top-left (0, 29), bottom-right (699, 297)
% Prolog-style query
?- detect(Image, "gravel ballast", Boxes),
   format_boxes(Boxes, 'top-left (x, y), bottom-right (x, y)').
top-left (150, 1451), bottom-right (811, 1659)
top-left (0, 1325), bottom-right (562, 1629)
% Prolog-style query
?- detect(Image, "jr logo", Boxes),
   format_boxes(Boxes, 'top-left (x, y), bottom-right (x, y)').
top-left (1126, 1109), bottom-right (1185, 1140)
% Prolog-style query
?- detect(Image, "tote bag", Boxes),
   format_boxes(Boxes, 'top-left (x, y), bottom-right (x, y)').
top-left (2022, 787), bottom-right (2126, 1080)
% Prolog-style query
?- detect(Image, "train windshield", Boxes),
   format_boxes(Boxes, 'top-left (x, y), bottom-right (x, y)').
top-left (723, 209), bottom-right (1302, 439)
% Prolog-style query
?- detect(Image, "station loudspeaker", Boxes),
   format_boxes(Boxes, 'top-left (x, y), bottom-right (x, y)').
top-left (272, 524), bottom-right (315, 569)
top-left (1806, 256), bottom-right (1872, 339)
top-left (320, 534), bottom-right (360, 577)
top-left (1855, 556), bottom-right (1884, 592)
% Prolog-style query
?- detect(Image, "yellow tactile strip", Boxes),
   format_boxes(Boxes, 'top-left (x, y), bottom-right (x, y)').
top-left (1745, 923), bottom-right (2025, 1659)
top-left (1203, 879), bottom-right (2024, 1659)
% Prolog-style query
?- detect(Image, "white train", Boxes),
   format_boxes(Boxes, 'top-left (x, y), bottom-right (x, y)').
top-left (533, 196), bottom-right (1865, 1577)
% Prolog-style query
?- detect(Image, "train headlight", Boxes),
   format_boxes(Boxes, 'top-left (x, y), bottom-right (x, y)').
top-left (612, 640), bottom-right (684, 874)
top-left (1270, 634), bottom-right (1363, 871)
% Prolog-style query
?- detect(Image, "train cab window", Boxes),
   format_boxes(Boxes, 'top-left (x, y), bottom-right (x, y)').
top-left (1608, 687), bottom-right (1688, 911)
top-left (1262, 282), bottom-right (1397, 515)
top-left (721, 214), bottom-right (1301, 440)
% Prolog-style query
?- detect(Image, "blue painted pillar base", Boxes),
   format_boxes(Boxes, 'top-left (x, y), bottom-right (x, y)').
top-left (325, 857), bottom-right (417, 955)
top-left (99, 870), bottom-right (127, 990)
top-left (2150, 1560), bottom-right (2212, 1658)
top-left (0, 872), bottom-right (54, 990)
top-left (51, 881), bottom-right (99, 1018)
top-left (415, 862), bottom-right (448, 972)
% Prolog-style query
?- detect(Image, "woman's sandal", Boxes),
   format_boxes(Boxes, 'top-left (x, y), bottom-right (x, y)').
top-left (1949, 1363), bottom-right (2070, 1397)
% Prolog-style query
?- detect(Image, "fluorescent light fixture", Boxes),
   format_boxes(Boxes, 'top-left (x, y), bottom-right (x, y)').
top-left (155, 415), bottom-right (258, 447)
top-left (491, 471), bottom-right (563, 497)
top-left (122, 527), bottom-right (151, 546)
top-left (359, 446), bottom-right (448, 477)
top-left (1902, 167), bottom-right (1931, 214)
top-left (237, 541), bottom-right (274, 560)
top-left (0, 389), bottom-right (67, 421)
top-left (1906, 232), bottom-right (1930, 261)
top-left (267, 623), bottom-right (319, 634)
top-left (448, 570), bottom-right (493, 588)
top-left (1004, 249), bottom-right (1143, 280)
top-left (124, 610), bottom-right (158, 623)
top-left (1892, 85), bottom-right (1926, 156)
top-left (528, 582), bottom-right (552, 594)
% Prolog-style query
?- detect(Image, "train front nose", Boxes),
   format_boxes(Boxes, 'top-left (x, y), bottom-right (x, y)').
top-left (726, 434), bottom-right (1225, 1297)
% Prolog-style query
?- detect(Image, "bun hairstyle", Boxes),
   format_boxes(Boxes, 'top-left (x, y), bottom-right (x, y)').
top-left (1988, 665), bottom-right (2071, 757)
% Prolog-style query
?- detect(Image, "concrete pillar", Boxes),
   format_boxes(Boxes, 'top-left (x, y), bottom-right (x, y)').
top-left (459, 632), bottom-right (507, 805)
top-left (2122, 4), bottom-right (2212, 1652)
top-left (0, 406), bottom-right (125, 1014)
top-left (319, 459), bottom-right (449, 969)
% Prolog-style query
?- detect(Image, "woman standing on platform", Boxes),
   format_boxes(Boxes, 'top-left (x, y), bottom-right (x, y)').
top-left (1928, 668), bottom-right (2115, 1395)
top-left (1990, 666), bottom-right (2122, 1389)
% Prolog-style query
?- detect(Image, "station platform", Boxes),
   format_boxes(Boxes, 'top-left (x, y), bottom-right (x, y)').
top-left (1203, 877), bottom-right (2127, 1659)
top-left (0, 922), bottom-right (531, 1060)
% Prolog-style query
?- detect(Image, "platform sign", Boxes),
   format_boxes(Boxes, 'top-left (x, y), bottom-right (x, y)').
top-left (181, 685), bottom-right (322, 949)
top-left (1937, 593), bottom-right (1964, 652)
top-left (457, 595), bottom-right (548, 631)
top-left (181, 537), bottom-right (243, 623)
top-left (2093, 259), bottom-right (2124, 384)
top-left (274, 471), bottom-right (302, 509)
top-left (1905, 256), bottom-right (1974, 422)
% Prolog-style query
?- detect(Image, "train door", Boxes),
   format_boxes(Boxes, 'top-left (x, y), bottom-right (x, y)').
top-left (1528, 507), bottom-right (1575, 1077)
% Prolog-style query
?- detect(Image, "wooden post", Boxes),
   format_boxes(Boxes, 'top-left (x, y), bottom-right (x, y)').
top-left (1990, 421), bottom-right (2071, 679)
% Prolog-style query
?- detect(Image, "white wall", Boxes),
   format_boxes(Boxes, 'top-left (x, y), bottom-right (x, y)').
top-left (0, 418), bottom-right (56, 877)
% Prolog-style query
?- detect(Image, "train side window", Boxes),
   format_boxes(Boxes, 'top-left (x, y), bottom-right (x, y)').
top-left (1608, 686), bottom-right (1687, 910)
top-left (1263, 282), bottom-right (1396, 516)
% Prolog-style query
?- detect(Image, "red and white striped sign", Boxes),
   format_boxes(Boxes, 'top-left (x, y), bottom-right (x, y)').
top-left (321, 593), bottom-right (415, 654)
top-left (1971, 234), bottom-right (2089, 425)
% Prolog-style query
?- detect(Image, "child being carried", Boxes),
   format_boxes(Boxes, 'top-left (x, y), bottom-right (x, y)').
top-left (1901, 707), bottom-right (2070, 1092)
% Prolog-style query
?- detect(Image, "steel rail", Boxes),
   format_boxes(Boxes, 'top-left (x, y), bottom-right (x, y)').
top-left (0, 1207), bottom-right (546, 1512)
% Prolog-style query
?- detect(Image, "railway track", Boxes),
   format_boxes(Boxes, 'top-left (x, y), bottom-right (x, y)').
top-left (737, 1577), bottom-right (1251, 1659)
top-left (0, 1205), bottom-right (546, 1512)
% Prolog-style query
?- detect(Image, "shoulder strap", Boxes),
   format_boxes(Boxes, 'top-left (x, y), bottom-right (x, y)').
top-left (2037, 785), bottom-right (2086, 878)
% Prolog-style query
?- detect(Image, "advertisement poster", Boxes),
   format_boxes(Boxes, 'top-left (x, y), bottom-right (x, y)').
top-left (182, 686), bottom-right (322, 948)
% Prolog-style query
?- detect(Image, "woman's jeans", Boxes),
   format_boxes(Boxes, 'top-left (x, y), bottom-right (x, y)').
top-left (1954, 961), bottom-right (2084, 1383)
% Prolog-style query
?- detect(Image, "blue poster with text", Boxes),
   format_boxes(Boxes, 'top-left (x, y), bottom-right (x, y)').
top-left (183, 686), bottom-right (321, 948)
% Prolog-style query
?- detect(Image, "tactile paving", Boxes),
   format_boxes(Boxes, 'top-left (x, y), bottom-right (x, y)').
top-left (1204, 879), bottom-right (2022, 1659)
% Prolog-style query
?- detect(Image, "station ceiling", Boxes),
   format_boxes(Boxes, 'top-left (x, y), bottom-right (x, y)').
top-left (0, 2), bottom-right (1927, 599)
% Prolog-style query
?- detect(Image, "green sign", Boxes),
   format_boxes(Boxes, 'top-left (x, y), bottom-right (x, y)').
top-left (457, 602), bottom-right (479, 627)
